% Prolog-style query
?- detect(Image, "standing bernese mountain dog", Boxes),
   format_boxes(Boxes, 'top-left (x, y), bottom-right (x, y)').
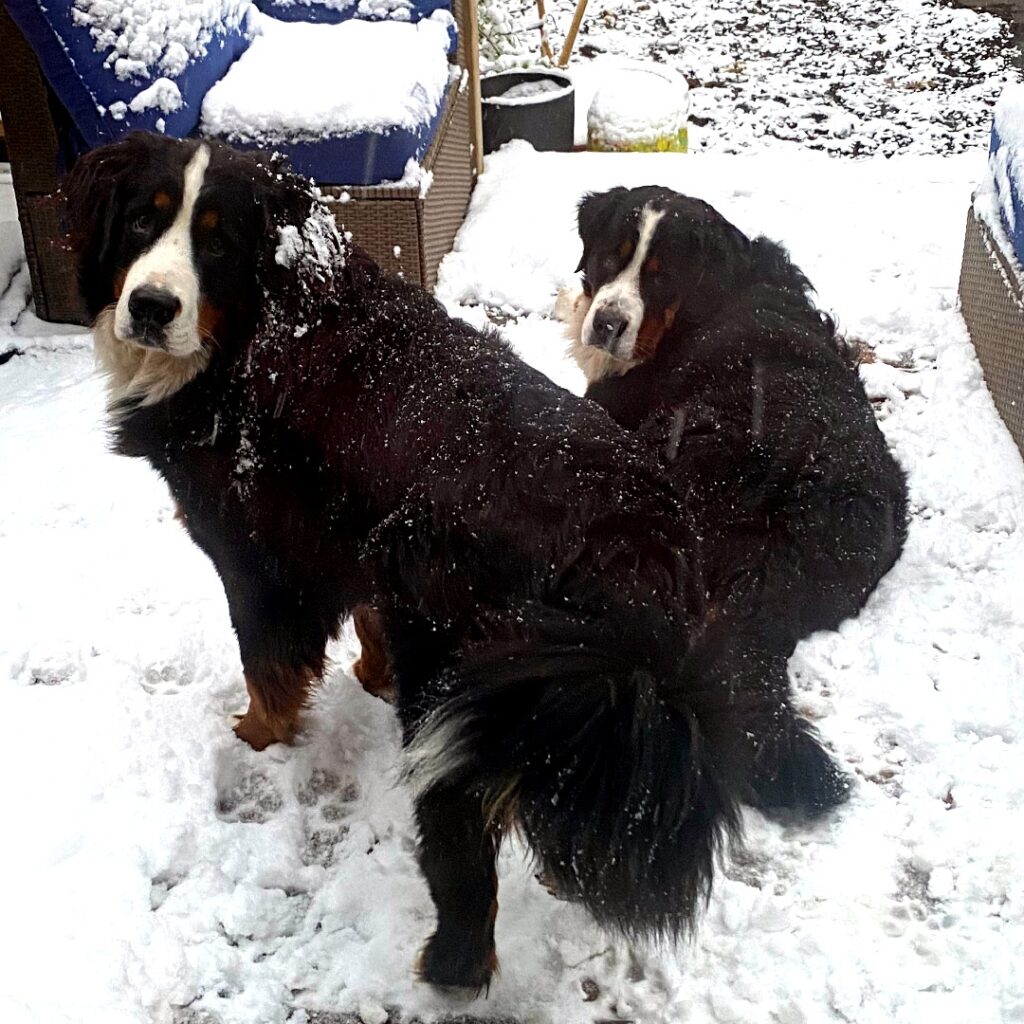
top-left (562, 185), bottom-right (908, 811)
top-left (62, 137), bottom-right (848, 991)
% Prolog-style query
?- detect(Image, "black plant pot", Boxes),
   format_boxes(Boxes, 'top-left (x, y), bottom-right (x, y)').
top-left (480, 69), bottom-right (575, 154)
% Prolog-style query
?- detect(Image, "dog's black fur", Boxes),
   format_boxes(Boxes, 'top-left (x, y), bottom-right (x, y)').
top-left (573, 186), bottom-right (909, 812)
top-left (63, 138), bottom-right (852, 989)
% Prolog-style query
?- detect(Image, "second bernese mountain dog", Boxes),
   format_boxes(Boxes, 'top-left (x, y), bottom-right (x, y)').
top-left (61, 136), bottom-right (852, 991)
top-left (563, 185), bottom-right (909, 811)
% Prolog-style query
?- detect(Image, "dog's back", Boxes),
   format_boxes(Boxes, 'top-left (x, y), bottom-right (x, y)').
top-left (569, 186), bottom-right (907, 814)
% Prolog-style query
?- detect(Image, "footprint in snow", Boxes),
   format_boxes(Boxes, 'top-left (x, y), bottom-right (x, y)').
top-left (297, 766), bottom-right (361, 867)
top-left (215, 765), bottom-right (284, 824)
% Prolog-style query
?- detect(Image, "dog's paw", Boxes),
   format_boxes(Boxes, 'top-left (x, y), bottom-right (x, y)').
top-left (752, 725), bottom-right (851, 819)
top-left (233, 707), bottom-right (299, 751)
top-left (416, 930), bottom-right (497, 996)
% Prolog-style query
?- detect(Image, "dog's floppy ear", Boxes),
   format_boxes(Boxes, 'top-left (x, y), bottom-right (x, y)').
top-left (575, 187), bottom-right (628, 272)
top-left (61, 134), bottom-right (151, 316)
top-left (253, 155), bottom-right (317, 235)
top-left (249, 156), bottom-right (322, 272)
top-left (247, 154), bottom-right (350, 297)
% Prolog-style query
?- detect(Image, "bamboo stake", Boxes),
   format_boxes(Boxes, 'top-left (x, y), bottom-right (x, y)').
top-left (465, 0), bottom-right (485, 176)
top-left (536, 0), bottom-right (554, 61)
top-left (557, 0), bottom-right (590, 67)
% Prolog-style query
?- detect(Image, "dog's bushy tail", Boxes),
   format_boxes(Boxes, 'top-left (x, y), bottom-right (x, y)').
top-left (404, 605), bottom-right (743, 940)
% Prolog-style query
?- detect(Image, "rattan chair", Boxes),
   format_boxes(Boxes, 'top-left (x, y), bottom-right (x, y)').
top-left (959, 204), bottom-right (1024, 456)
top-left (0, 0), bottom-right (483, 324)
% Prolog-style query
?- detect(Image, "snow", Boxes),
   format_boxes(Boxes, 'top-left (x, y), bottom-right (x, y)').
top-left (989, 83), bottom-right (1024, 246)
top-left (588, 66), bottom-right (689, 148)
top-left (5, 0), bottom-right (1024, 1003)
top-left (378, 157), bottom-right (434, 196)
top-left (128, 78), bottom-right (185, 116)
top-left (995, 82), bottom-right (1024, 152)
top-left (973, 166), bottom-right (1024, 303)
top-left (260, 0), bottom-right (358, 13)
top-left (200, 11), bottom-right (453, 143)
top-left (261, 0), bottom-right (422, 18)
top-left (71, 0), bottom-right (252, 81)
top-left (498, 78), bottom-right (563, 100)
top-left (3, 140), bottom-right (1024, 1022)
top-left (484, 75), bottom-right (572, 106)
top-left (274, 205), bottom-right (346, 273)
top-left (489, 0), bottom-right (1020, 156)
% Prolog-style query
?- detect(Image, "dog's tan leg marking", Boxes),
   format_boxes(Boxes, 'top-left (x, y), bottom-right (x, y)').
top-left (351, 604), bottom-right (396, 703)
top-left (234, 663), bottom-right (317, 750)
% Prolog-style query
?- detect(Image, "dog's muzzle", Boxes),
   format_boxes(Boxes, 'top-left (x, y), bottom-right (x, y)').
top-left (127, 285), bottom-right (181, 348)
top-left (587, 305), bottom-right (629, 351)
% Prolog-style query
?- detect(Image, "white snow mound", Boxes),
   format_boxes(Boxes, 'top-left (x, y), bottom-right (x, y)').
top-left (201, 10), bottom-right (453, 143)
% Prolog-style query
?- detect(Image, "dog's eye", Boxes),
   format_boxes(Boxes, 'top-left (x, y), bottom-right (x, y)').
top-left (131, 212), bottom-right (154, 236)
top-left (205, 235), bottom-right (227, 258)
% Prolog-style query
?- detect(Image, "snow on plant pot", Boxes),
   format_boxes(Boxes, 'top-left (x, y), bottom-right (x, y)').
top-left (480, 68), bottom-right (575, 154)
top-left (588, 64), bottom-right (690, 153)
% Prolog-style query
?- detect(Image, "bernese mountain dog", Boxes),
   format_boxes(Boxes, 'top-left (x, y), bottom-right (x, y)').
top-left (562, 185), bottom-right (909, 811)
top-left (61, 136), bottom-right (847, 991)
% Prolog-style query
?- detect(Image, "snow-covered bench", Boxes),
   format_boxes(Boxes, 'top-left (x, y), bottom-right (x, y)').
top-left (960, 83), bottom-right (1024, 456)
top-left (0, 0), bottom-right (476, 323)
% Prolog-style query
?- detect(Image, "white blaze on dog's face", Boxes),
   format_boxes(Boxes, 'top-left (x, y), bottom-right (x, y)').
top-left (112, 144), bottom-right (211, 358)
top-left (570, 186), bottom-right (759, 385)
top-left (580, 205), bottom-right (665, 365)
top-left (66, 135), bottom-right (324, 410)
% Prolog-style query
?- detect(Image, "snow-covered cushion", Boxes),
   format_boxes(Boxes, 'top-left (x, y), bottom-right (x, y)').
top-left (200, 11), bottom-right (455, 184)
top-left (3, 0), bottom-right (254, 149)
top-left (989, 84), bottom-right (1024, 268)
top-left (252, 0), bottom-right (451, 25)
top-left (250, 0), bottom-right (456, 54)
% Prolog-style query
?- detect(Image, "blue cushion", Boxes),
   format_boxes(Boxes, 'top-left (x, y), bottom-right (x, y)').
top-left (251, 0), bottom-right (456, 52)
top-left (252, 0), bottom-right (451, 25)
top-left (990, 99), bottom-right (1024, 268)
top-left (4, 0), bottom-right (253, 150)
top-left (224, 100), bottom-right (447, 184)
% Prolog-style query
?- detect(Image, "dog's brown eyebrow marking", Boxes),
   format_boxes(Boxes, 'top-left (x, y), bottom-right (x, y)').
top-left (153, 191), bottom-right (173, 210)
top-left (644, 255), bottom-right (662, 275)
top-left (198, 210), bottom-right (220, 231)
top-left (618, 238), bottom-right (635, 260)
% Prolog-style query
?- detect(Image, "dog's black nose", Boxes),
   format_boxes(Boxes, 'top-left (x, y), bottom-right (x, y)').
top-left (128, 286), bottom-right (181, 329)
top-left (590, 307), bottom-right (628, 348)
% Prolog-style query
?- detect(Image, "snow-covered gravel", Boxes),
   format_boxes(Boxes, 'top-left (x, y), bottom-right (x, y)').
top-left (2, 137), bottom-right (1024, 1023)
top-left (487, 0), bottom-right (1021, 156)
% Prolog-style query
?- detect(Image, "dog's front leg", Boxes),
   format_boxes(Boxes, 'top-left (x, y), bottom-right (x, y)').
top-left (414, 784), bottom-right (500, 993)
top-left (234, 657), bottom-right (320, 751)
top-left (219, 571), bottom-right (338, 751)
top-left (351, 604), bottom-right (396, 702)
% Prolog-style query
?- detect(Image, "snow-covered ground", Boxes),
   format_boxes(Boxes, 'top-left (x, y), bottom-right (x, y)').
top-left (485, 0), bottom-right (1020, 156)
top-left (4, 4), bottom-right (1024, 1014)
top-left (2, 139), bottom-right (1024, 1023)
